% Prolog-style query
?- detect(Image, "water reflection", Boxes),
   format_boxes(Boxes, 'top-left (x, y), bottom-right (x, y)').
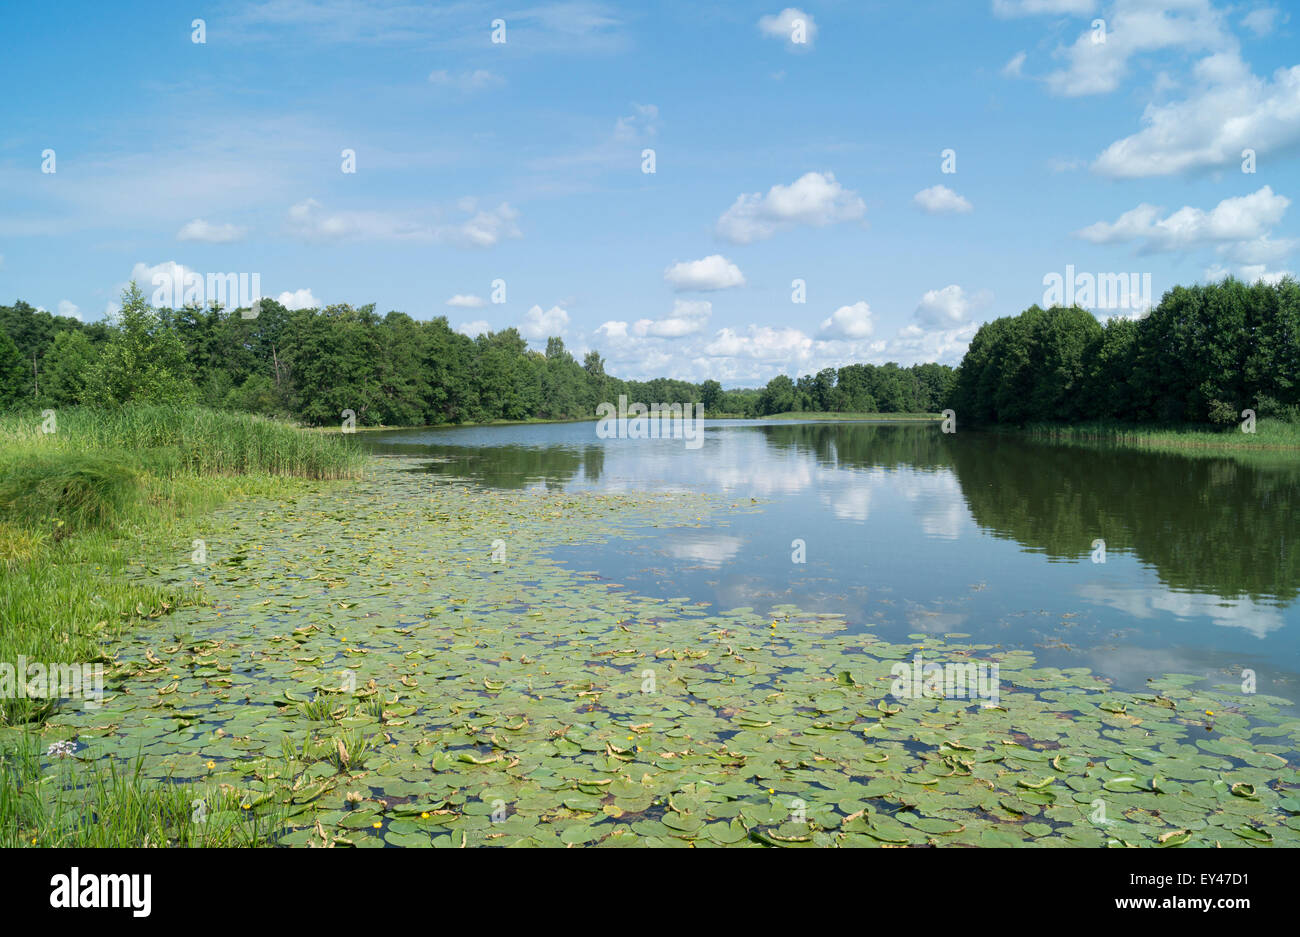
top-left (368, 420), bottom-right (1298, 609)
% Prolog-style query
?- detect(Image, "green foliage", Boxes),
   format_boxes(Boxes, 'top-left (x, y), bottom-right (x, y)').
top-left (84, 284), bottom-right (196, 407)
top-left (951, 277), bottom-right (1300, 426)
top-left (0, 453), bottom-right (140, 538)
top-left (40, 330), bottom-right (98, 406)
top-left (0, 286), bottom-right (956, 425)
top-left (0, 329), bottom-right (27, 409)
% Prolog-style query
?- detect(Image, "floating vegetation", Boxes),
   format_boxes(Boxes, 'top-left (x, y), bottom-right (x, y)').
top-left (10, 458), bottom-right (1298, 847)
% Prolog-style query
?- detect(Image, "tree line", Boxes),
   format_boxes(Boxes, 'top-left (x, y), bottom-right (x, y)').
top-left (949, 277), bottom-right (1300, 425)
top-left (0, 283), bottom-right (954, 424)
top-left (11, 276), bottom-right (1285, 427)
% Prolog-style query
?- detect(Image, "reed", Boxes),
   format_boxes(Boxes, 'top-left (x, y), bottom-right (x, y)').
top-left (1021, 418), bottom-right (1300, 453)
top-left (0, 405), bottom-right (362, 727)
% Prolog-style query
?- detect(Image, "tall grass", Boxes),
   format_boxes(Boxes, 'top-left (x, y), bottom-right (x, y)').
top-left (1021, 418), bottom-right (1300, 453)
top-left (0, 732), bottom-right (286, 847)
top-left (0, 405), bottom-right (362, 727)
top-left (0, 405), bottom-right (363, 479)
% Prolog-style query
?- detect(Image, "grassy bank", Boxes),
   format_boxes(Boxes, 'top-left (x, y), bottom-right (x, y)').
top-left (1021, 418), bottom-right (1300, 454)
top-left (0, 406), bottom-right (362, 726)
top-left (1, 406), bottom-right (362, 844)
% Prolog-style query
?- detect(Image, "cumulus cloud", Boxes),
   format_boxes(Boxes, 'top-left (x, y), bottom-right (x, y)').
top-left (889, 321), bottom-right (982, 366)
top-left (913, 184), bottom-right (973, 214)
top-left (177, 218), bottom-right (248, 243)
top-left (1043, 0), bottom-right (1231, 98)
top-left (914, 285), bottom-right (974, 328)
top-left (57, 300), bottom-right (82, 321)
top-left (757, 8), bottom-right (818, 48)
top-left (1076, 186), bottom-right (1291, 253)
top-left (705, 325), bottom-right (814, 361)
top-left (663, 255), bottom-right (745, 291)
top-left (819, 301), bottom-right (875, 340)
top-left (277, 288), bottom-right (318, 310)
top-left (716, 171), bottom-right (865, 244)
top-left (1093, 53), bottom-right (1300, 177)
top-left (1241, 6), bottom-right (1285, 36)
top-left (458, 320), bottom-right (491, 337)
top-left (129, 261), bottom-right (202, 303)
top-left (287, 197), bottom-right (521, 247)
top-left (520, 304), bottom-right (569, 340)
top-left (598, 299), bottom-right (712, 341)
top-left (446, 294), bottom-right (487, 308)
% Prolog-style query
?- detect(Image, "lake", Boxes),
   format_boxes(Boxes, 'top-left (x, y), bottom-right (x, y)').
top-left (363, 419), bottom-right (1300, 708)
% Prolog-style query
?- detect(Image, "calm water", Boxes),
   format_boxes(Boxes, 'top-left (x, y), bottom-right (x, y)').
top-left (363, 420), bottom-right (1300, 703)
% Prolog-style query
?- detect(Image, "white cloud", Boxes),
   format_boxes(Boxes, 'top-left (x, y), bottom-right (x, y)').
top-left (446, 294), bottom-right (487, 308)
top-left (129, 261), bottom-right (202, 303)
top-left (520, 304), bottom-right (569, 340)
top-left (277, 288), bottom-right (318, 310)
top-left (1238, 264), bottom-right (1294, 285)
top-left (1043, 0), bottom-right (1232, 98)
top-left (664, 255), bottom-right (745, 291)
top-left (705, 325), bottom-right (814, 361)
top-left (57, 300), bottom-right (82, 321)
top-left (287, 197), bottom-right (520, 247)
top-left (1241, 6), bottom-right (1285, 36)
top-left (887, 321), bottom-right (982, 366)
top-left (1002, 51), bottom-right (1027, 78)
top-left (176, 218), bottom-right (248, 243)
top-left (1077, 186), bottom-right (1291, 253)
top-left (613, 103), bottom-right (659, 142)
top-left (819, 301), bottom-right (875, 340)
top-left (757, 8), bottom-right (818, 48)
top-left (458, 320), bottom-right (490, 337)
top-left (599, 299), bottom-right (712, 341)
top-left (1093, 52), bottom-right (1300, 177)
top-left (913, 184), bottom-right (973, 214)
top-left (716, 171), bottom-right (865, 244)
top-left (427, 69), bottom-right (504, 92)
top-left (1207, 262), bottom-right (1294, 285)
top-left (992, 0), bottom-right (1096, 16)
top-left (914, 285), bottom-right (973, 328)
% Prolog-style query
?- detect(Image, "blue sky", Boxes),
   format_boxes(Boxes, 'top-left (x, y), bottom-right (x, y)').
top-left (1, 0), bottom-right (1297, 384)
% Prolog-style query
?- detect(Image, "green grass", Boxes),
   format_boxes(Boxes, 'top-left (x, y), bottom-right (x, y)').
top-left (0, 405), bottom-right (361, 727)
top-left (1021, 418), bottom-right (1300, 453)
top-left (0, 405), bottom-right (359, 844)
top-left (1, 404), bottom-right (363, 478)
top-left (0, 732), bottom-right (286, 847)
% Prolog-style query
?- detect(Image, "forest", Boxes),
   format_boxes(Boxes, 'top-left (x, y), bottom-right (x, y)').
top-left (3, 276), bottom-right (1295, 428)
top-left (949, 277), bottom-right (1300, 426)
top-left (0, 283), bottom-right (953, 424)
